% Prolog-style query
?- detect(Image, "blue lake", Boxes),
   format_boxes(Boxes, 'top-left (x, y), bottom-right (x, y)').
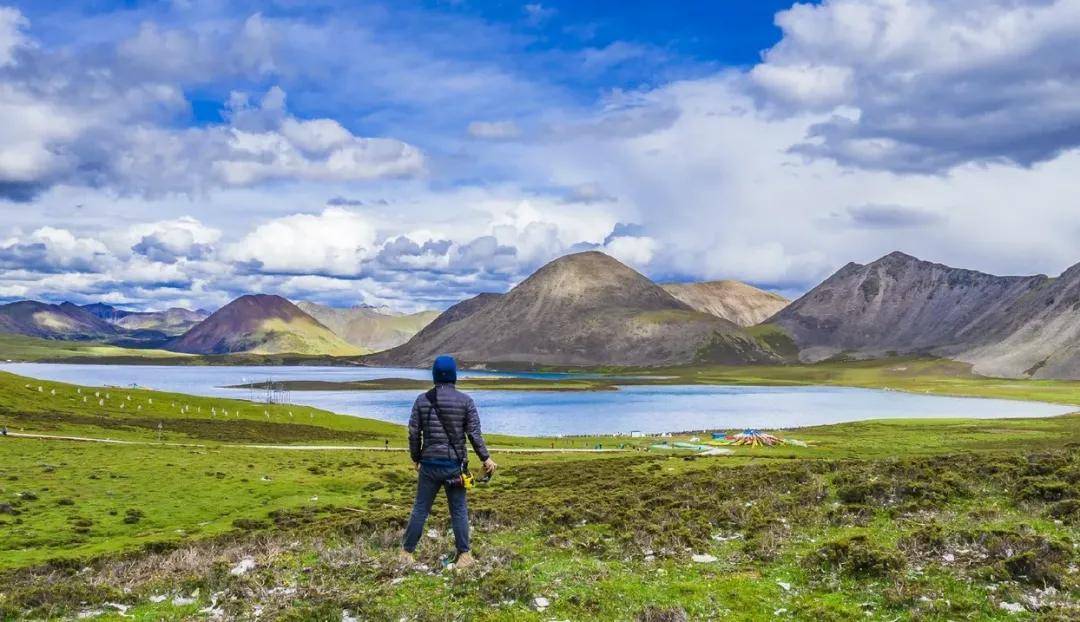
top-left (0, 363), bottom-right (1073, 436)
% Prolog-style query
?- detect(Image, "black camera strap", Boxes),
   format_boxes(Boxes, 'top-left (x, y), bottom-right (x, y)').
top-left (425, 387), bottom-right (465, 470)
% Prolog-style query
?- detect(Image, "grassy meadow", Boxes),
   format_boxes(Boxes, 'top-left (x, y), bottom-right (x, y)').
top-left (0, 334), bottom-right (368, 366)
top-left (0, 335), bottom-right (186, 362)
top-left (0, 362), bottom-right (1078, 620)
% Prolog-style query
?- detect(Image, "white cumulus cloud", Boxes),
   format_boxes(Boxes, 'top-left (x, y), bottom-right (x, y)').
top-left (225, 207), bottom-right (379, 276)
top-left (0, 227), bottom-right (113, 273)
top-left (0, 10), bottom-right (424, 201)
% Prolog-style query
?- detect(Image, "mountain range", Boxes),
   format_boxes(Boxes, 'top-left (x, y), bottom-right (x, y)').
top-left (82, 303), bottom-right (209, 336)
top-left (169, 295), bottom-right (362, 356)
top-left (767, 251), bottom-right (1080, 379)
top-left (370, 251), bottom-right (788, 367)
top-left (0, 301), bottom-right (118, 341)
top-left (4, 249), bottom-right (1080, 378)
top-left (0, 296), bottom-right (438, 356)
top-left (296, 302), bottom-right (439, 352)
top-left (662, 280), bottom-right (788, 327)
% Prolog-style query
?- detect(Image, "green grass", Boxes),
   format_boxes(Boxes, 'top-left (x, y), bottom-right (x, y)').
top-left (0, 441), bottom-right (402, 566)
top-left (242, 317), bottom-right (366, 356)
top-left (0, 370), bottom-right (402, 445)
top-left (0, 371), bottom-right (629, 449)
top-left (1, 365), bottom-right (1079, 619)
top-left (0, 334), bottom-right (185, 361)
top-left (0, 334), bottom-right (373, 366)
top-left (3, 441), bottom-right (1077, 620)
top-left (745, 323), bottom-right (800, 359)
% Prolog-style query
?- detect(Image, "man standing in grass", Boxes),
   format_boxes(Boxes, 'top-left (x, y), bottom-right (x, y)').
top-left (401, 355), bottom-right (497, 568)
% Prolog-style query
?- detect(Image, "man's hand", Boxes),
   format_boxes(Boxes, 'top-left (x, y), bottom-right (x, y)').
top-left (414, 462), bottom-right (421, 472)
top-left (482, 457), bottom-right (497, 474)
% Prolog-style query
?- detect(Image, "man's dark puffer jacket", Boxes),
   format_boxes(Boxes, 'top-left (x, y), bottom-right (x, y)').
top-left (409, 383), bottom-right (490, 464)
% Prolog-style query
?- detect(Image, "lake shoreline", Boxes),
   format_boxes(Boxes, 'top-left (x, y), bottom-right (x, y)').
top-left (2, 362), bottom-right (1074, 437)
top-left (224, 376), bottom-right (621, 392)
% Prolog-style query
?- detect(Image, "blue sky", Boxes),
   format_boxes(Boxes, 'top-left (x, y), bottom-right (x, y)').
top-left (1, 0), bottom-right (1079, 311)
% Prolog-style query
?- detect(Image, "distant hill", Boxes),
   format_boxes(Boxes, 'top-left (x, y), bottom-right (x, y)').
top-left (80, 302), bottom-right (134, 323)
top-left (766, 251), bottom-right (1080, 379)
top-left (0, 301), bottom-right (118, 340)
top-left (662, 280), bottom-right (788, 327)
top-left (371, 251), bottom-right (784, 368)
top-left (169, 295), bottom-right (363, 356)
top-left (81, 303), bottom-right (209, 336)
top-left (114, 308), bottom-right (209, 336)
top-left (296, 302), bottom-right (438, 352)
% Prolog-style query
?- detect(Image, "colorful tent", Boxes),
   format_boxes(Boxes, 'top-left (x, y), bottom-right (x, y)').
top-left (712, 429), bottom-right (803, 447)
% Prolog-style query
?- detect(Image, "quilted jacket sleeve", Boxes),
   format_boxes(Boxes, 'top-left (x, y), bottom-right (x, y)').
top-left (465, 397), bottom-right (490, 462)
top-left (408, 395), bottom-right (422, 463)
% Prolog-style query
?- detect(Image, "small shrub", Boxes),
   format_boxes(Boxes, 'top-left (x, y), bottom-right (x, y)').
top-left (141, 540), bottom-right (179, 554)
top-left (969, 528), bottom-right (1071, 587)
top-left (56, 498), bottom-right (75, 506)
top-left (1022, 453), bottom-right (1068, 477)
top-left (881, 578), bottom-right (923, 608)
top-left (1047, 498), bottom-right (1080, 524)
top-left (741, 519), bottom-right (788, 561)
top-left (1057, 464), bottom-right (1080, 483)
top-left (474, 567), bottom-right (532, 604)
top-left (809, 534), bottom-right (904, 578)
top-left (232, 517), bottom-right (270, 531)
top-left (542, 507), bottom-right (579, 528)
top-left (275, 602), bottom-right (340, 621)
top-left (70, 517), bottom-right (93, 534)
top-left (270, 506), bottom-right (318, 528)
top-left (825, 503), bottom-right (875, 527)
top-left (896, 474), bottom-right (966, 506)
top-left (636, 605), bottom-right (688, 622)
top-left (123, 508), bottom-right (145, 524)
top-left (836, 481), bottom-right (888, 504)
top-left (1017, 478), bottom-right (1073, 502)
top-left (898, 523), bottom-right (945, 556)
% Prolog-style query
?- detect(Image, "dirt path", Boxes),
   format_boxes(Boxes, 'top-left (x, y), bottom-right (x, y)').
top-left (3, 431), bottom-right (628, 453)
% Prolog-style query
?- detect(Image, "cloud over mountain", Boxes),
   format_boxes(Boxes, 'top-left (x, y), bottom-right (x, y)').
top-left (752, 0), bottom-right (1080, 172)
top-left (0, 227), bottom-right (111, 273)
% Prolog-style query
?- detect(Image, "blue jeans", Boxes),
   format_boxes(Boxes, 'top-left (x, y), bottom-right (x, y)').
top-left (402, 463), bottom-right (470, 554)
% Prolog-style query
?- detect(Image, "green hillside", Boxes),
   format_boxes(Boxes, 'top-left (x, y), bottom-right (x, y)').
top-left (0, 334), bottom-right (186, 361)
top-left (239, 317), bottom-right (367, 356)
